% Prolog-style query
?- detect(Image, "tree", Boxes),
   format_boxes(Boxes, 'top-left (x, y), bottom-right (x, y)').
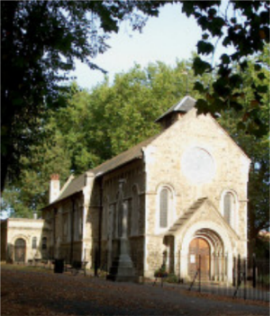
top-left (1, 59), bottom-right (208, 216)
top-left (182, 1), bottom-right (270, 136)
top-left (55, 60), bottom-right (205, 173)
top-left (219, 114), bottom-right (269, 255)
top-left (2, 54), bottom-right (268, 256)
top-left (0, 121), bottom-right (72, 218)
top-left (2, 0), bottom-right (269, 192)
top-left (1, 0), bottom-right (164, 192)
top-left (217, 47), bottom-right (269, 255)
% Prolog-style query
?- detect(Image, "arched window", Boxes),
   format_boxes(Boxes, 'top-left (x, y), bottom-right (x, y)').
top-left (131, 186), bottom-right (139, 236)
top-left (32, 237), bottom-right (37, 249)
top-left (156, 185), bottom-right (175, 234)
top-left (42, 237), bottom-right (47, 250)
top-left (102, 199), bottom-right (108, 240)
top-left (160, 188), bottom-right (169, 228)
top-left (108, 204), bottom-right (114, 239)
top-left (223, 192), bottom-right (236, 228)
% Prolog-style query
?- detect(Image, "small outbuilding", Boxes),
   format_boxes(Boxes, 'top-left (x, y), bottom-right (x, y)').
top-left (1, 218), bottom-right (51, 263)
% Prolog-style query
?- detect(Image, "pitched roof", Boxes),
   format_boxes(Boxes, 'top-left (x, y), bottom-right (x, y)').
top-left (167, 197), bottom-right (240, 239)
top-left (155, 95), bottom-right (196, 123)
top-left (50, 134), bottom-right (160, 205)
top-left (44, 95), bottom-right (250, 208)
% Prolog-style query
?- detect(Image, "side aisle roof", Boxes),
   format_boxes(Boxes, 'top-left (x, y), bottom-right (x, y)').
top-left (48, 134), bottom-right (160, 206)
top-left (44, 95), bottom-right (250, 208)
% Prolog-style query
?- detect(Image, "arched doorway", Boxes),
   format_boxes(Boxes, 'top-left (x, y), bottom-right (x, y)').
top-left (15, 238), bottom-right (26, 263)
top-left (188, 237), bottom-right (210, 280)
top-left (178, 224), bottom-right (232, 282)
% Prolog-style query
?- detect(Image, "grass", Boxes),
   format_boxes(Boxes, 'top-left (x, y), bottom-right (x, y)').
top-left (1, 261), bottom-right (54, 273)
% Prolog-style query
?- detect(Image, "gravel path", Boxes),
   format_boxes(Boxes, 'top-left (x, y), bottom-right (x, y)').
top-left (1, 266), bottom-right (268, 316)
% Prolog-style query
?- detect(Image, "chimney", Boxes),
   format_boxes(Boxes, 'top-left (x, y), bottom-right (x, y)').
top-left (49, 174), bottom-right (60, 204)
top-left (84, 171), bottom-right (95, 187)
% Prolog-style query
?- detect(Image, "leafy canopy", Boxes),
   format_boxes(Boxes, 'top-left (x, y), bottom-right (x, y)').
top-left (216, 46), bottom-right (269, 254)
top-left (1, 59), bottom-right (206, 216)
top-left (1, 55), bottom-right (268, 255)
top-left (1, 0), bottom-right (164, 192)
top-left (181, 1), bottom-right (270, 136)
top-left (2, 0), bottom-right (269, 194)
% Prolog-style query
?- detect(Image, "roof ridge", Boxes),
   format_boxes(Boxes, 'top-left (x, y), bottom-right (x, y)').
top-left (91, 133), bottom-right (162, 176)
top-left (44, 132), bottom-right (163, 207)
top-left (155, 95), bottom-right (196, 122)
top-left (167, 197), bottom-right (207, 233)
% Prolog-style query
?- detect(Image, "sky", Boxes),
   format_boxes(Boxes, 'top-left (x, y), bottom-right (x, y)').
top-left (72, 3), bottom-right (227, 90)
top-left (1, 2), bottom-right (234, 219)
top-left (3, 3), bottom-right (204, 220)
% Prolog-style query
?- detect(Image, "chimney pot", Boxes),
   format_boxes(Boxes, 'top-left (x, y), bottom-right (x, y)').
top-left (49, 174), bottom-right (60, 203)
top-left (50, 174), bottom-right (60, 180)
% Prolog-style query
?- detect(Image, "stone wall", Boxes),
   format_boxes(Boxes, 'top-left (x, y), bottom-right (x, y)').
top-left (4, 218), bottom-right (50, 263)
top-left (42, 192), bottom-right (85, 264)
top-left (144, 109), bottom-right (250, 277)
top-left (99, 160), bottom-right (146, 275)
top-left (38, 107), bottom-right (250, 281)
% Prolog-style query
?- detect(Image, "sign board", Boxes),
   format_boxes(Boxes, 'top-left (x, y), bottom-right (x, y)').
top-left (190, 254), bottom-right (196, 263)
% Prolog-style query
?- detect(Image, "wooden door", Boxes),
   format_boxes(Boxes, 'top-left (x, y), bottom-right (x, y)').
top-left (15, 238), bottom-right (26, 263)
top-left (189, 238), bottom-right (210, 280)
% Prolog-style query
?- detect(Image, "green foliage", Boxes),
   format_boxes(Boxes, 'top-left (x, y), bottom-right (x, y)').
top-left (2, 59), bottom-right (206, 215)
top-left (1, 1), bottom-right (165, 192)
top-left (1, 117), bottom-right (72, 217)
top-left (259, 275), bottom-right (270, 288)
top-left (1, 50), bottom-right (268, 258)
top-left (183, 1), bottom-right (270, 134)
top-left (216, 49), bottom-right (270, 252)
top-left (254, 237), bottom-right (270, 259)
top-left (56, 60), bottom-right (206, 173)
top-left (2, 0), bottom-right (269, 193)
top-left (1, 189), bottom-right (32, 218)
top-left (154, 264), bottom-right (168, 278)
top-left (166, 273), bottom-right (179, 284)
top-left (193, 57), bottom-right (212, 75)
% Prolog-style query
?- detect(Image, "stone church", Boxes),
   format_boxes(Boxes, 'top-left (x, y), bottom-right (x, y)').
top-left (1, 96), bottom-right (251, 282)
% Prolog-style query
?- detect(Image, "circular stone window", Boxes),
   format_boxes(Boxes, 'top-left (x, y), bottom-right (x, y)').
top-left (181, 147), bottom-right (215, 184)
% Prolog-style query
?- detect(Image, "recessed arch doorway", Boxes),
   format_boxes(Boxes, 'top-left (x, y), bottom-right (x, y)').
top-left (188, 237), bottom-right (210, 280)
top-left (15, 238), bottom-right (26, 263)
top-left (187, 228), bottom-right (226, 281)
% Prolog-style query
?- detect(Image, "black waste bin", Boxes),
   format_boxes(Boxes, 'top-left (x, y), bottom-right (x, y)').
top-left (54, 259), bottom-right (64, 273)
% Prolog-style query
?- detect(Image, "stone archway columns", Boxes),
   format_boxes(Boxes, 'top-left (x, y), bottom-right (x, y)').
top-left (176, 221), bottom-right (234, 283)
